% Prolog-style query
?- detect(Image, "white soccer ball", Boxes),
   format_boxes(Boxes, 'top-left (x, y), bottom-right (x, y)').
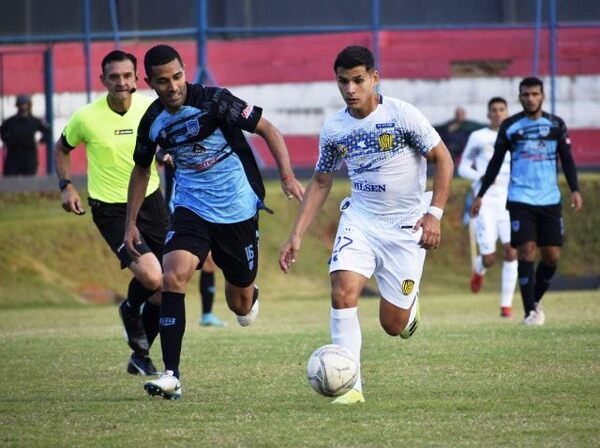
top-left (306, 344), bottom-right (359, 397)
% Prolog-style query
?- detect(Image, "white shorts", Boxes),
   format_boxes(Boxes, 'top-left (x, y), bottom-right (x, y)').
top-left (474, 195), bottom-right (511, 255)
top-left (328, 197), bottom-right (427, 309)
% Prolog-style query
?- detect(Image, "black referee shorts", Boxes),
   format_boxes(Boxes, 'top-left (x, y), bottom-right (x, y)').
top-left (89, 189), bottom-right (170, 268)
top-left (165, 207), bottom-right (259, 288)
top-left (507, 201), bottom-right (564, 248)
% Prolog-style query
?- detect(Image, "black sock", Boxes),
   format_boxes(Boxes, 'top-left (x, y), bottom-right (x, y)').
top-left (200, 271), bottom-right (216, 314)
top-left (159, 292), bottom-right (186, 378)
top-left (518, 260), bottom-right (536, 316)
top-left (127, 278), bottom-right (155, 311)
top-left (142, 302), bottom-right (160, 349)
top-left (534, 261), bottom-right (557, 305)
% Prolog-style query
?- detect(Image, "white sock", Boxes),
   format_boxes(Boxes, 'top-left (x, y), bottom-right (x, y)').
top-left (501, 260), bottom-right (518, 308)
top-left (331, 307), bottom-right (362, 392)
top-left (475, 255), bottom-right (487, 275)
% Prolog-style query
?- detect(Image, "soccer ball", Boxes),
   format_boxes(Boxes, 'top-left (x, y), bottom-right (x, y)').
top-left (306, 344), bottom-right (358, 397)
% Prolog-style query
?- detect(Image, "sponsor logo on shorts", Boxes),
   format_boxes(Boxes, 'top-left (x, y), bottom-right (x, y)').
top-left (160, 317), bottom-right (176, 326)
top-left (114, 129), bottom-right (133, 135)
top-left (377, 132), bottom-right (394, 151)
top-left (511, 220), bottom-right (520, 232)
top-left (165, 231), bottom-right (175, 244)
top-left (241, 104), bottom-right (254, 119)
top-left (401, 279), bottom-right (415, 296)
top-left (186, 118), bottom-right (200, 136)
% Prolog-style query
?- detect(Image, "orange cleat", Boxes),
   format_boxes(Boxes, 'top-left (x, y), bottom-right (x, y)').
top-left (500, 306), bottom-right (513, 318)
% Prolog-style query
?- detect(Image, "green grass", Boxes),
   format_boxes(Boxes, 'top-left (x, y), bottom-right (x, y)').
top-left (0, 291), bottom-right (599, 447)
top-left (0, 176), bottom-right (598, 446)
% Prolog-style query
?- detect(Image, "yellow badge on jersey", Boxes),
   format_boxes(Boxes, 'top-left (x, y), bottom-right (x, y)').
top-left (401, 279), bottom-right (415, 296)
top-left (378, 132), bottom-right (394, 151)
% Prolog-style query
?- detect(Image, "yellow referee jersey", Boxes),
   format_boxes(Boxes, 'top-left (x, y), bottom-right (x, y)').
top-left (62, 93), bottom-right (160, 203)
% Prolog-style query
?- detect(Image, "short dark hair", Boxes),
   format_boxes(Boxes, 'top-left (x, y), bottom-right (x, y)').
top-left (101, 50), bottom-right (137, 75)
top-left (519, 77), bottom-right (544, 93)
top-left (333, 46), bottom-right (375, 72)
top-left (487, 96), bottom-right (507, 110)
top-left (144, 45), bottom-right (183, 78)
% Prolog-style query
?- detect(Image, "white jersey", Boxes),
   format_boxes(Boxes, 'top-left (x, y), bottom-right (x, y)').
top-left (458, 127), bottom-right (511, 201)
top-left (316, 95), bottom-right (440, 218)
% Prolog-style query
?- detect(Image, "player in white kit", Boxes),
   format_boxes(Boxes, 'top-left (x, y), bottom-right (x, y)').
top-left (458, 97), bottom-right (517, 318)
top-left (279, 46), bottom-right (453, 404)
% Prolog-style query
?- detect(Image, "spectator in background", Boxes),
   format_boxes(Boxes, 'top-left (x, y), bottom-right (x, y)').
top-left (1, 95), bottom-right (50, 176)
top-left (435, 107), bottom-right (485, 163)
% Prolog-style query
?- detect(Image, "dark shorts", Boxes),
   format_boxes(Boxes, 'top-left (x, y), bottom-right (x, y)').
top-left (90, 189), bottom-right (170, 268)
top-left (165, 207), bottom-right (259, 288)
top-left (507, 201), bottom-right (564, 248)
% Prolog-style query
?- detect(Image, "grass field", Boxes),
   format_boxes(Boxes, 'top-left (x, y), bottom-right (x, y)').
top-left (1, 291), bottom-right (599, 447)
top-left (0, 178), bottom-right (599, 446)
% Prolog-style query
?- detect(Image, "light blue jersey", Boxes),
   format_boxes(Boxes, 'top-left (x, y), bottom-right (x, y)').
top-left (134, 84), bottom-right (266, 224)
top-left (478, 111), bottom-right (578, 206)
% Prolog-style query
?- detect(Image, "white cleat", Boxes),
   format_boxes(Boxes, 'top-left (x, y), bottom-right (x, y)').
top-left (237, 287), bottom-right (259, 327)
top-left (523, 310), bottom-right (544, 326)
top-left (534, 303), bottom-right (546, 325)
top-left (144, 370), bottom-right (182, 400)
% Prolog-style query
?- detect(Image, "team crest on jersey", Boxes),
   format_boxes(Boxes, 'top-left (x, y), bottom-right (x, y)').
top-left (186, 118), bottom-right (200, 136)
top-left (378, 132), bottom-right (394, 151)
top-left (401, 279), bottom-right (415, 296)
top-left (539, 125), bottom-right (550, 137)
top-left (511, 220), bottom-right (520, 232)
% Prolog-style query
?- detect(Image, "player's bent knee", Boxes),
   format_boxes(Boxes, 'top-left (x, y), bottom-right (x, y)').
top-left (163, 269), bottom-right (192, 292)
top-left (379, 315), bottom-right (408, 337)
top-left (482, 253), bottom-right (496, 267)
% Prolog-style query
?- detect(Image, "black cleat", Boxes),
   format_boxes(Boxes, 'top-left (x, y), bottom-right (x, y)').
top-left (119, 299), bottom-right (150, 354)
top-left (127, 353), bottom-right (159, 376)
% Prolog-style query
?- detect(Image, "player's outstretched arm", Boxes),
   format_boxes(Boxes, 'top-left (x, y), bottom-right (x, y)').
top-left (124, 164), bottom-right (150, 259)
top-left (54, 137), bottom-right (85, 215)
top-left (415, 141), bottom-right (453, 250)
top-left (254, 117), bottom-right (305, 202)
top-left (279, 172), bottom-right (334, 273)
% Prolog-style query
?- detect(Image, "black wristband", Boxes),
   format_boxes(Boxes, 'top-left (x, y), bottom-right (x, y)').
top-left (59, 179), bottom-right (72, 191)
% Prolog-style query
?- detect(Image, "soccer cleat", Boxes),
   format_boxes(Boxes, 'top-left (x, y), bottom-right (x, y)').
top-left (534, 303), bottom-right (546, 325)
top-left (500, 307), bottom-right (513, 318)
top-left (119, 300), bottom-right (149, 355)
top-left (236, 287), bottom-right (259, 327)
top-left (331, 388), bottom-right (365, 405)
top-left (144, 370), bottom-right (182, 400)
top-left (470, 272), bottom-right (484, 293)
top-left (399, 298), bottom-right (420, 339)
top-left (127, 353), bottom-right (159, 376)
top-left (523, 310), bottom-right (544, 326)
top-left (200, 313), bottom-right (227, 327)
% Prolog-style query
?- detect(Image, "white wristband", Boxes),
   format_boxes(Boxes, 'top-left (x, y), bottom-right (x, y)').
top-left (427, 206), bottom-right (444, 220)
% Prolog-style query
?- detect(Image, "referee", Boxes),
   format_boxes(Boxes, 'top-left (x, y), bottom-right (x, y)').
top-left (54, 50), bottom-right (168, 375)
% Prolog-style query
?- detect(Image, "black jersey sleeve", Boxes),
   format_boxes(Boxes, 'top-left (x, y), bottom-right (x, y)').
top-left (202, 86), bottom-right (263, 132)
top-left (555, 117), bottom-right (579, 192)
top-left (133, 101), bottom-right (162, 168)
top-left (477, 123), bottom-right (510, 198)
